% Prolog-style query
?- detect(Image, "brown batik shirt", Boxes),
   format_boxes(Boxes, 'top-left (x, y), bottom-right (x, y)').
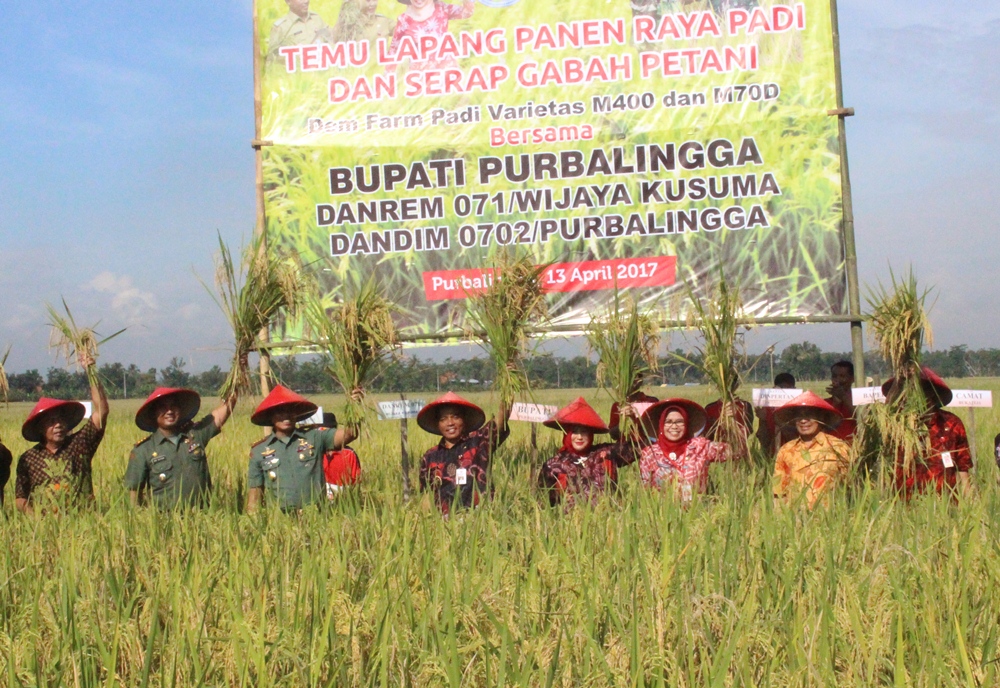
top-left (15, 421), bottom-right (104, 505)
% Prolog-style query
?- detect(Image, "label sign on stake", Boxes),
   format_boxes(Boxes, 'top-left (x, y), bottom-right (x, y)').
top-left (378, 400), bottom-right (425, 420)
top-left (852, 387), bottom-right (886, 406)
top-left (752, 388), bottom-right (803, 408)
top-left (510, 402), bottom-right (558, 423)
top-left (851, 388), bottom-right (994, 408)
top-left (947, 391), bottom-right (993, 408)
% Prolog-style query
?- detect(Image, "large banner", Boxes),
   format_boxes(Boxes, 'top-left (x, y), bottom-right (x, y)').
top-left (258, 0), bottom-right (846, 339)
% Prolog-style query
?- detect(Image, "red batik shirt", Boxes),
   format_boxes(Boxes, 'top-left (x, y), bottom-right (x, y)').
top-left (639, 437), bottom-right (729, 494)
top-left (538, 442), bottom-right (636, 508)
top-left (14, 421), bottom-right (104, 504)
top-left (895, 409), bottom-right (972, 496)
top-left (419, 420), bottom-right (508, 514)
top-left (824, 396), bottom-right (857, 443)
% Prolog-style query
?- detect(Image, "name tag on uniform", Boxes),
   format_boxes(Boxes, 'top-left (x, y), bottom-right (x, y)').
top-left (941, 451), bottom-right (955, 468)
top-left (455, 468), bottom-right (468, 485)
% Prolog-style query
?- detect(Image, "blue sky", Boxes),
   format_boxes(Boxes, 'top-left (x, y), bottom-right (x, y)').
top-left (1, 0), bottom-right (998, 373)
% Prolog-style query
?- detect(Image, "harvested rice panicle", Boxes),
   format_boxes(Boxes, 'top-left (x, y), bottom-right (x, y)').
top-left (464, 252), bottom-right (548, 409)
top-left (208, 232), bottom-right (307, 401)
top-left (307, 277), bottom-right (399, 428)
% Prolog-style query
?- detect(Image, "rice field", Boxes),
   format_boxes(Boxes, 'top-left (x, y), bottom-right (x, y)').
top-left (2, 380), bottom-right (999, 686)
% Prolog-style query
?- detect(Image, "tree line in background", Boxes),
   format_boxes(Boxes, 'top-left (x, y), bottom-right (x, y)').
top-left (5, 343), bottom-right (1000, 403)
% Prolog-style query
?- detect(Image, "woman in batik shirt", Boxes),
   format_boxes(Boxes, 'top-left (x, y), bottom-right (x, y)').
top-left (538, 397), bottom-right (636, 507)
top-left (638, 398), bottom-right (729, 504)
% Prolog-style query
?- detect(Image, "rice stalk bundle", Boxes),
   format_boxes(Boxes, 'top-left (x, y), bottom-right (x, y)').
top-left (0, 345), bottom-right (10, 406)
top-left (587, 289), bottom-right (658, 440)
top-left (46, 299), bottom-right (124, 391)
top-left (464, 252), bottom-right (548, 408)
top-left (209, 233), bottom-right (306, 401)
top-left (860, 269), bottom-right (934, 478)
top-left (675, 277), bottom-right (752, 459)
top-left (307, 277), bottom-right (399, 428)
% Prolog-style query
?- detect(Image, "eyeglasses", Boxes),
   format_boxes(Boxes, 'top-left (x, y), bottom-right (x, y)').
top-left (662, 420), bottom-right (686, 427)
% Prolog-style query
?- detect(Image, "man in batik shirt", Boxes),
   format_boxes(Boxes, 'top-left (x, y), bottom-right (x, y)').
top-left (824, 360), bottom-right (858, 443)
top-left (417, 392), bottom-right (509, 515)
top-left (772, 391), bottom-right (851, 509)
top-left (15, 354), bottom-right (108, 514)
top-left (884, 367), bottom-right (972, 499)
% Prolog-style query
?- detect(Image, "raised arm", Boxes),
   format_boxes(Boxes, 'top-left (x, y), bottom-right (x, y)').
top-left (333, 387), bottom-right (364, 449)
top-left (211, 392), bottom-right (238, 430)
top-left (79, 353), bottom-right (109, 431)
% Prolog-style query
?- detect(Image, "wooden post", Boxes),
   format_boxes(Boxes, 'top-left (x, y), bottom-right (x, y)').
top-left (530, 422), bottom-right (538, 463)
top-left (252, 0), bottom-right (272, 398)
top-left (400, 393), bottom-right (412, 501)
top-left (829, 0), bottom-right (865, 388)
top-left (967, 408), bottom-right (977, 465)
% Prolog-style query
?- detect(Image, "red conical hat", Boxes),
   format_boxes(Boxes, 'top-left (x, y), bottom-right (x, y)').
top-left (135, 387), bottom-right (201, 432)
top-left (543, 397), bottom-right (609, 433)
top-left (22, 398), bottom-right (87, 442)
top-left (417, 392), bottom-right (486, 435)
top-left (881, 366), bottom-right (952, 407)
top-left (774, 391), bottom-right (842, 429)
top-left (251, 385), bottom-right (318, 426)
top-left (640, 398), bottom-right (708, 438)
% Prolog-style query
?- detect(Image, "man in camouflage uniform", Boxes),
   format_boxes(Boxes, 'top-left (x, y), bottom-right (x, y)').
top-left (124, 387), bottom-right (236, 510)
top-left (246, 386), bottom-right (358, 513)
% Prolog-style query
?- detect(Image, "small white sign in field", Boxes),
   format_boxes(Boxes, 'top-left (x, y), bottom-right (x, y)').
top-left (631, 401), bottom-right (655, 418)
top-left (852, 387), bottom-right (886, 405)
top-left (752, 388), bottom-right (803, 408)
top-left (851, 387), bottom-right (992, 409)
top-left (81, 401), bottom-right (93, 419)
top-left (947, 390), bottom-right (993, 408)
top-left (377, 400), bottom-right (425, 420)
top-left (510, 402), bottom-right (558, 423)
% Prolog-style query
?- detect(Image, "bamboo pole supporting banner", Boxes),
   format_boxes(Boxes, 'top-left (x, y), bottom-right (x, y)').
top-left (829, 0), bottom-right (866, 388)
top-left (252, 0), bottom-right (272, 398)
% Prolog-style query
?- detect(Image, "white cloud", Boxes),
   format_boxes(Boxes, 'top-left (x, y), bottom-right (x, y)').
top-left (86, 271), bottom-right (158, 322)
top-left (177, 303), bottom-right (202, 320)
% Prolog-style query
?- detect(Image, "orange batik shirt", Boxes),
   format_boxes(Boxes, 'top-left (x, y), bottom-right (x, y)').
top-left (772, 432), bottom-right (852, 509)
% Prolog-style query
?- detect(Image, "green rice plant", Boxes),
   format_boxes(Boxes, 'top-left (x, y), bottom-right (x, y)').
top-left (207, 232), bottom-right (306, 400)
top-left (859, 269), bottom-right (935, 479)
top-left (46, 298), bottom-right (124, 390)
top-left (0, 380), bottom-right (999, 686)
top-left (305, 276), bottom-right (399, 428)
top-left (0, 345), bottom-right (10, 405)
top-left (463, 252), bottom-right (548, 408)
top-left (586, 289), bottom-right (659, 439)
top-left (673, 277), bottom-right (754, 458)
